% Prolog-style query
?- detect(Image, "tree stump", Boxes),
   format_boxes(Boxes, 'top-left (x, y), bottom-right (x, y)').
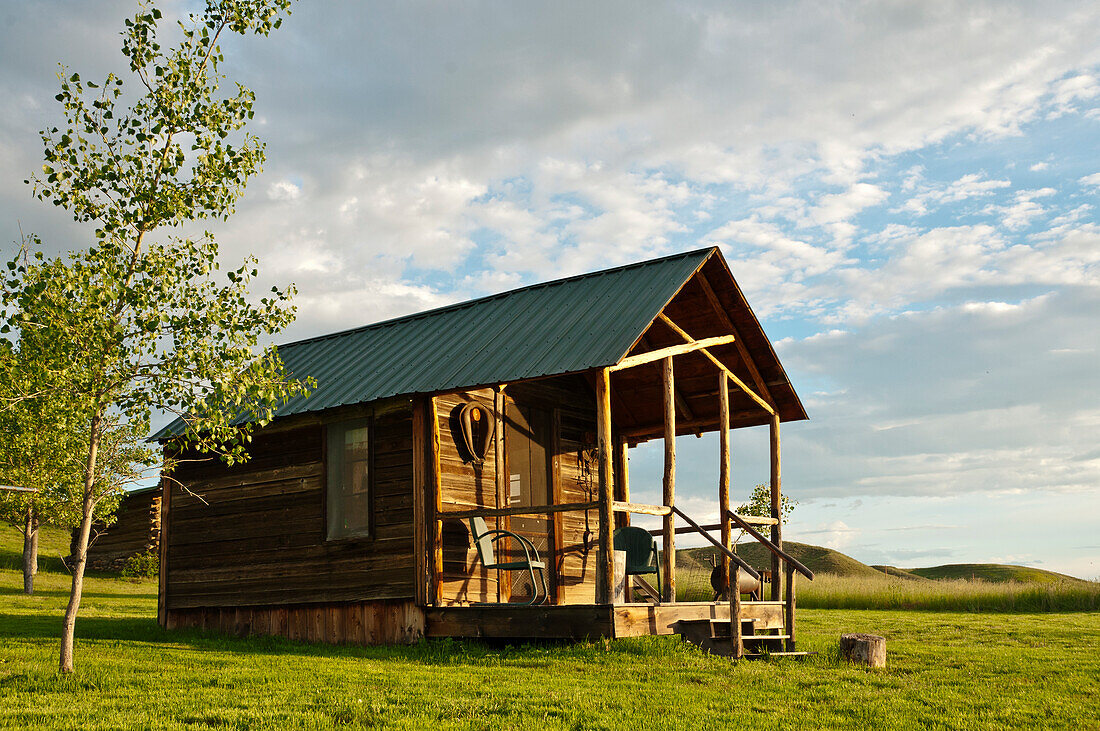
top-left (840, 633), bottom-right (886, 668)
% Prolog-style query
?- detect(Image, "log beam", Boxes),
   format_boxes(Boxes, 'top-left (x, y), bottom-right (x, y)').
top-left (438, 501), bottom-right (600, 521)
top-left (661, 356), bottom-right (676, 604)
top-left (612, 501), bottom-right (672, 516)
top-left (640, 335), bottom-right (695, 423)
top-left (695, 271), bottom-right (775, 409)
top-left (657, 313), bottom-right (774, 416)
top-left (596, 368), bottom-right (615, 604)
top-left (609, 335), bottom-right (736, 373)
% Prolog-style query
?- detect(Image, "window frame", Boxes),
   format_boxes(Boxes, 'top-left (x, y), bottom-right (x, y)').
top-left (324, 412), bottom-right (375, 542)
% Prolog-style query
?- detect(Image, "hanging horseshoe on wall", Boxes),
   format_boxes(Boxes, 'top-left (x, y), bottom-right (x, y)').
top-left (456, 401), bottom-right (495, 464)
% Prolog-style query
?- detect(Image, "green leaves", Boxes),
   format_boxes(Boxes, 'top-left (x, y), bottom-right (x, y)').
top-left (6, 0), bottom-right (303, 516)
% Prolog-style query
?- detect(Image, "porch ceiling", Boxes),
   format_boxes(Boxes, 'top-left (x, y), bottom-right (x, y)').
top-left (604, 255), bottom-right (807, 441)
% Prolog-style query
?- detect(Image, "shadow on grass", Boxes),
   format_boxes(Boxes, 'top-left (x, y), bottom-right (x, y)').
top-left (0, 549), bottom-right (72, 575)
top-left (0, 611), bottom-right (697, 667)
top-left (0, 585), bottom-right (155, 600)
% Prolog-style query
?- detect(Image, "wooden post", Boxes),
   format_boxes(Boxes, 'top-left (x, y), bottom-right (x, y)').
top-left (429, 396), bottom-right (443, 605)
top-left (494, 387), bottom-right (507, 604)
top-left (614, 436), bottom-right (630, 529)
top-left (769, 413), bottom-right (781, 601)
top-left (614, 434), bottom-right (631, 600)
top-left (661, 356), bottom-right (676, 604)
top-left (784, 562), bottom-right (796, 651)
top-left (157, 475), bottom-right (169, 628)
top-left (718, 373), bottom-right (731, 598)
top-left (550, 407), bottom-right (564, 605)
top-left (731, 564), bottom-right (743, 659)
top-left (595, 368), bottom-right (615, 605)
top-left (412, 399), bottom-right (427, 606)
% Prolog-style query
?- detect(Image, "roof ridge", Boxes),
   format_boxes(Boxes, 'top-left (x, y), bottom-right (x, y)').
top-left (277, 247), bottom-right (716, 350)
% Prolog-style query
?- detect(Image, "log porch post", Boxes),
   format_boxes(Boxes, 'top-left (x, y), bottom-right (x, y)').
top-left (661, 356), bottom-right (676, 604)
top-left (718, 373), bottom-right (731, 598)
top-left (429, 396), bottom-right (443, 605)
top-left (494, 387), bottom-right (507, 604)
top-left (157, 474), bottom-right (170, 628)
top-left (769, 413), bottom-right (782, 601)
top-left (731, 564), bottom-right (743, 659)
top-left (595, 367), bottom-right (615, 604)
top-left (784, 562), bottom-right (796, 651)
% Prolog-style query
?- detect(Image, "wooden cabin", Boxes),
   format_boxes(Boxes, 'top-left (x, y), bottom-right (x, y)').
top-left (154, 247), bottom-right (814, 656)
top-left (77, 486), bottom-right (161, 571)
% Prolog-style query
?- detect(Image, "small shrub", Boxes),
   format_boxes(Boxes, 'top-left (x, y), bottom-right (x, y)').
top-left (120, 551), bottom-right (159, 579)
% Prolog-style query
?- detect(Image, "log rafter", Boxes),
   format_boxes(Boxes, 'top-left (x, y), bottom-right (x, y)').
top-left (656, 313), bottom-right (774, 416)
top-left (608, 334), bottom-right (736, 373)
top-left (695, 272), bottom-right (775, 408)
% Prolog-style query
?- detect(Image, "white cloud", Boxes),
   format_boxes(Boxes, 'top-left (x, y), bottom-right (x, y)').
top-left (266, 180), bottom-right (302, 201)
top-left (1079, 173), bottom-right (1100, 188)
top-left (986, 187), bottom-right (1058, 230)
top-left (897, 173), bottom-right (1012, 217)
top-left (809, 183), bottom-right (890, 242)
top-left (778, 288), bottom-right (1100, 499)
top-left (1047, 73), bottom-right (1100, 118)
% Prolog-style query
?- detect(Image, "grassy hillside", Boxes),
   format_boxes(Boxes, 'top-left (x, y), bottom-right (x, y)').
top-left (907, 563), bottom-right (1085, 584)
top-left (680, 539), bottom-right (1088, 587)
top-left (871, 566), bottom-right (928, 581)
top-left (679, 539), bottom-right (886, 579)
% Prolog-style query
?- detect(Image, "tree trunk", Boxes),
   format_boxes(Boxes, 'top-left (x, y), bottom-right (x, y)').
top-left (22, 507), bottom-right (39, 595)
top-left (60, 413), bottom-right (101, 674)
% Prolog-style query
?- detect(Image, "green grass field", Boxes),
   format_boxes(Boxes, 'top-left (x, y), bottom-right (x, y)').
top-left (2, 527), bottom-right (1099, 729)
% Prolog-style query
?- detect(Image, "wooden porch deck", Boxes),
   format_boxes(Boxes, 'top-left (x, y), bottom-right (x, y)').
top-left (425, 600), bottom-right (785, 641)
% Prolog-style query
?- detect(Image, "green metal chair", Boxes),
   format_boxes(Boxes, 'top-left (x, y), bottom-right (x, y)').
top-left (613, 526), bottom-right (661, 598)
top-left (468, 516), bottom-right (549, 605)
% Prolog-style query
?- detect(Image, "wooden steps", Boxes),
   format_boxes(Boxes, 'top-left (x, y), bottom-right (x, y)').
top-left (673, 617), bottom-right (811, 660)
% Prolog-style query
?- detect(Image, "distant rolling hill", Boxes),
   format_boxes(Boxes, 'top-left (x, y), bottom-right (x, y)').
top-left (905, 563), bottom-right (1087, 584)
top-left (678, 541), bottom-right (1087, 584)
top-left (678, 540), bottom-right (888, 579)
top-left (870, 565), bottom-right (928, 581)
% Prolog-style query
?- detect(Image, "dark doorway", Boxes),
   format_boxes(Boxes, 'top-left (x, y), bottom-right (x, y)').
top-left (504, 401), bottom-right (553, 602)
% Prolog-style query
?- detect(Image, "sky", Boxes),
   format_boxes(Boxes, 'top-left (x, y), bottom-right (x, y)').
top-left (0, 1), bottom-right (1097, 578)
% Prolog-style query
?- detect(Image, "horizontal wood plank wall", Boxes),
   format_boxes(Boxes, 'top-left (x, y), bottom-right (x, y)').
top-left (165, 401), bottom-right (417, 609)
top-left (80, 489), bottom-right (161, 571)
top-left (436, 389), bottom-right (499, 604)
top-left (167, 599), bottom-right (425, 645)
top-left (508, 377), bottom-right (598, 605)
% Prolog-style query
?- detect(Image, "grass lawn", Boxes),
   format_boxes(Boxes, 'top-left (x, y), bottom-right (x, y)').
top-left (1, 531), bottom-right (1098, 729)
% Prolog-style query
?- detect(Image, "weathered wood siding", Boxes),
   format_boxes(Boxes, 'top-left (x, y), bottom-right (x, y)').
top-left (436, 378), bottom-right (599, 606)
top-left (168, 599), bottom-right (424, 645)
top-left (164, 401), bottom-right (416, 610)
top-left (80, 488), bottom-right (161, 571)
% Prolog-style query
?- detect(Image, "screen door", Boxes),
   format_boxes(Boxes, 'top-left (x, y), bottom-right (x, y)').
top-left (504, 402), bottom-right (553, 602)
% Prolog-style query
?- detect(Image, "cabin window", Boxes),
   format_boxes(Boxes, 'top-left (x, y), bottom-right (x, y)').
top-left (326, 417), bottom-right (372, 540)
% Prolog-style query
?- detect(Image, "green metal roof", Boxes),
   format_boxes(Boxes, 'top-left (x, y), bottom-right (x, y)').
top-left (152, 248), bottom-right (712, 440)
